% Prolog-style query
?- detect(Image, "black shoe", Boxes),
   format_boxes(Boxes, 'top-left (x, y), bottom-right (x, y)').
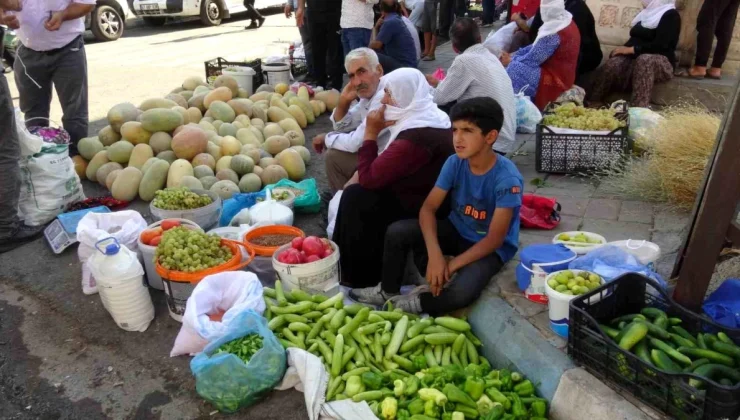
top-left (245, 21), bottom-right (258, 29)
top-left (0, 224), bottom-right (45, 254)
top-left (258, 17), bottom-right (265, 27)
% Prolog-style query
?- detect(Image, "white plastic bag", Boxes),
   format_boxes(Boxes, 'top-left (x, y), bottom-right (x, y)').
top-left (326, 191), bottom-right (343, 239)
top-left (250, 189), bottom-right (294, 226)
top-left (170, 271), bottom-right (266, 357)
top-left (15, 108), bottom-right (43, 156)
top-left (629, 107), bottom-right (663, 143)
top-left (76, 210), bottom-right (148, 295)
top-left (515, 88), bottom-right (542, 134)
top-left (484, 21), bottom-right (517, 57)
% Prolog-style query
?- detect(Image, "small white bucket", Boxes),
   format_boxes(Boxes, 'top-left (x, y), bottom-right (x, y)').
top-left (263, 62), bottom-right (291, 86)
top-left (137, 219), bottom-right (203, 290)
top-left (222, 67), bottom-right (256, 96)
top-left (544, 270), bottom-right (605, 337)
top-left (272, 241), bottom-right (341, 296)
top-left (608, 240), bottom-right (661, 270)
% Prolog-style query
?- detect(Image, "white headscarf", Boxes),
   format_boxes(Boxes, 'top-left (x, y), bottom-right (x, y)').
top-left (631, 0), bottom-right (675, 29)
top-left (534, 0), bottom-right (573, 44)
top-left (369, 68), bottom-right (451, 153)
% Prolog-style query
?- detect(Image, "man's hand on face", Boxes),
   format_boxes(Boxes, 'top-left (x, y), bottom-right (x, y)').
top-left (45, 11), bottom-right (65, 31)
top-left (312, 133), bottom-right (327, 153)
top-left (340, 81), bottom-right (359, 103)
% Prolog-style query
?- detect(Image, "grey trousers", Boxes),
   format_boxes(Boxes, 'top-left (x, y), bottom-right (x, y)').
top-left (0, 74), bottom-right (21, 238)
top-left (325, 149), bottom-right (358, 194)
top-left (14, 36), bottom-right (89, 154)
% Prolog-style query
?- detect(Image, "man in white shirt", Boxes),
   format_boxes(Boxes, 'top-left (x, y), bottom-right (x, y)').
top-left (312, 48), bottom-right (387, 193)
top-left (2, 0), bottom-right (95, 156)
top-left (341, 0), bottom-right (378, 57)
top-left (0, 0), bottom-right (46, 253)
top-left (425, 17), bottom-right (518, 155)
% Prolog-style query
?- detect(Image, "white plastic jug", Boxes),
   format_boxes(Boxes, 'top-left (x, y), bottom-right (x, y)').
top-left (88, 238), bottom-right (155, 332)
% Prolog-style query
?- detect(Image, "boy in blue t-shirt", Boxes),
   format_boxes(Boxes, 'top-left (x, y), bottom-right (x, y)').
top-left (350, 97), bottom-right (523, 314)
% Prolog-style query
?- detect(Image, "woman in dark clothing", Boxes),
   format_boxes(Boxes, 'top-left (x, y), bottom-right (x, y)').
top-left (332, 68), bottom-right (454, 288)
top-left (587, 0), bottom-right (679, 107)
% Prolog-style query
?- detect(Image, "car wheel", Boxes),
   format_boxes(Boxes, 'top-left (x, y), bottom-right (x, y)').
top-left (200, 0), bottom-right (223, 26)
top-left (143, 17), bottom-right (167, 26)
top-left (90, 5), bottom-right (124, 41)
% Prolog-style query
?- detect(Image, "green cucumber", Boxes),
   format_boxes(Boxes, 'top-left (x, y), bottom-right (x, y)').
top-left (611, 314), bottom-right (647, 325)
top-left (689, 363), bottom-right (740, 389)
top-left (711, 341), bottom-right (740, 359)
top-left (683, 358), bottom-right (710, 373)
top-left (599, 324), bottom-right (620, 340)
top-left (677, 347), bottom-right (735, 367)
top-left (634, 320), bottom-right (671, 340)
top-left (635, 340), bottom-right (653, 366)
top-left (670, 326), bottom-right (698, 345)
top-left (649, 338), bottom-right (692, 365)
top-left (651, 349), bottom-right (682, 373)
top-left (654, 315), bottom-right (669, 329)
top-left (669, 333), bottom-right (697, 349)
top-left (641, 308), bottom-right (667, 320)
top-left (697, 333), bottom-right (708, 350)
top-left (668, 317), bottom-right (683, 325)
top-left (717, 332), bottom-right (736, 345)
top-left (618, 322), bottom-right (649, 351)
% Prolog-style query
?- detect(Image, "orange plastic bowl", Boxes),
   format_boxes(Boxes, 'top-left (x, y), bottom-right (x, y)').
top-left (154, 239), bottom-right (255, 283)
top-left (243, 225), bottom-right (305, 257)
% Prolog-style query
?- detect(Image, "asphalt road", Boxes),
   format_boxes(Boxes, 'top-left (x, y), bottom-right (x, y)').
top-left (1, 14), bottom-right (333, 420)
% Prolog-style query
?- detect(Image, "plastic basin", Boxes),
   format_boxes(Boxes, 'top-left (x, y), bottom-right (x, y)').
top-left (137, 218), bottom-right (202, 290)
top-left (149, 189), bottom-right (222, 231)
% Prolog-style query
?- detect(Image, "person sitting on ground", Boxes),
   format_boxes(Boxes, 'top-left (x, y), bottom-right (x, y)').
top-left (587, 0), bottom-right (679, 107)
top-left (508, 0), bottom-right (601, 76)
top-left (332, 68), bottom-right (454, 289)
top-left (312, 48), bottom-right (386, 194)
top-left (425, 17), bottom-right (517, 156)
top-left (350, 97), bottom-right (523, 314)
top-left (370, 0), bottom-right (419, 72)
top-left (502, 0), bottom-right (581, 109)
top-left (378, 0), bottom-right (422, 62)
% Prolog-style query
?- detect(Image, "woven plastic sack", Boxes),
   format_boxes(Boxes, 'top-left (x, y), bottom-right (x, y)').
top-left (515, 88), bottom-right (541, 134)
top-left (266, 178), bottom-right (320, 214)
top-left (190, 310), bottom-right (286, 413)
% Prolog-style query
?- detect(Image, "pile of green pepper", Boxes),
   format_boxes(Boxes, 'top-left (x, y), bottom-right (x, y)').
top-left (263, 281), bottom-right (549, 419)
top-left (214, 334), bottom-right (264, 364)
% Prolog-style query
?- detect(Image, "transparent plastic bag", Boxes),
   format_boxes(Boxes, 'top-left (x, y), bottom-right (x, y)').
top-left (515, 88), bottom-right (542, 134)
top-left (267, 178), bottom-right (321, 214)
top-left (568, 245), bottom-right (666, 289)
top-left (190, 310), bottom-right (287, 413)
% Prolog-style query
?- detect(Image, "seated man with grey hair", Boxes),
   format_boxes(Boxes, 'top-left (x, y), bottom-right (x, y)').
top-left (312, 48), bottom-right (388, 193)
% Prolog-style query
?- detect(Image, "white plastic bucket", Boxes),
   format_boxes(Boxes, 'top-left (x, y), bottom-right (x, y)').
top-left (272, 241), bottom-right (341, 296)
top-left (222, 67), bottom-right (256, 96)
top-left (149, 189), bottom-right (222, 230)
top-left (608, 240), bottom-right (661, 270)
top-left (544, 270), bottom-right (605, 337)
top-left (552, 231), bottom-right (607, 255)
top-left (138, 219), bottom-right (203, 290)
top-left (263, 62), bottom-right (291, 86)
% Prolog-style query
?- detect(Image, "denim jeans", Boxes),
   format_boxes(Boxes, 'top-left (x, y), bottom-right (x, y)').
top-left (341, 27), bottom-right (372, 57)
top-left (381, 218), bottom-right (504, 315)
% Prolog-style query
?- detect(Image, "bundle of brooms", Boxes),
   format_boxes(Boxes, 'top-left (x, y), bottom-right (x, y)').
top-left (603, 105), bottom-right (720, 209)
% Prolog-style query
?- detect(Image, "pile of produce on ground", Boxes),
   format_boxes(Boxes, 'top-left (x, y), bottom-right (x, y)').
top-left (264, 281), bottom-right (549, 419)
top-left (601, 105), bottom-right (719, 209)
top-left (72, 74), bottom-right (340, 202)
top-left (601, 307), bottom-right (740, 388)
top-left (546, 270), bottom-right (602, 296)
top-left (276, 236), bottom-right (334, 264)
top-left (155, 227), bottom-right (233, 272)
top-left (214, 333), bottom-right (264, 363)
top-left (542, 103), bottom-right (625, 131)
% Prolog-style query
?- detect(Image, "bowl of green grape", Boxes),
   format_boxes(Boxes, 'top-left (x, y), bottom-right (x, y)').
top-left (552, 231), bottom-right (606, 255)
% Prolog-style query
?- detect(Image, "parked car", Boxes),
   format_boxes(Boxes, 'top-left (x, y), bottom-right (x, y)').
top-left (131, 0), bottom-right (282, 27)
top-left (86, 0), bottom-right (134, 41)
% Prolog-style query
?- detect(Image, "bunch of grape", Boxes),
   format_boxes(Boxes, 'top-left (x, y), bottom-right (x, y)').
top-left (152, 187), bottom-right (213, 210)
top-left (542, 103), bottom-right (625, 131)
top-left (155, 227), bottom-right (233, 272)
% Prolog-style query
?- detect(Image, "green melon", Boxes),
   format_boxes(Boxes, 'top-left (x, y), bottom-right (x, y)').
top-left (230, 155), bottom-right (255, 176)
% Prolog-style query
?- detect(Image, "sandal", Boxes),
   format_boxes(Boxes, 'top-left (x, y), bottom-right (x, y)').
top-left (422, 55), bottom-right (436, 61)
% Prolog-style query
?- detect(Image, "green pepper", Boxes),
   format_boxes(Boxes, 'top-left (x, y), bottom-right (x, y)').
top-left (404, 375), bottom-right (420, 396)
top-left (476, 395), bottom-right (495, 416)
top-left (408, 398), bottom-right (425, 415)
top-left (362, 371), bottom-right (386, 391)
top-left (455, 403), bottom-right (480, 418)
top-left (510, 394), bottom-right (526, 417)
top-left (413, 355), bottom-right (428, 372)
top-left (409, 416), bottom-right (438, 420)
top-left (483, 404), bottom-right (504, 420)
top-left (382, 397), bottom-right (398, 420)
top-left (530, 400), bottom-right (547, 417)
top-left (443, 413), bottom-right (453, 420)
top-left (397, 409), bottom-right (411, 420)
top-left (513, 380), bottom-right (534, 397)
top-left (464, 364), bottom-right (484, 378)
top-left (484, 387), bottom-right (511, 411)
top-left (464, 376), bottom-right (486, 401)
top-left (443, 383), bottom-right (478, 409)
top-left (419, 387), bottom-right (448, 406)
top-left (498, 369), bottom-right (513, 391)
top-left (424, 399), bottom-right (440, 418)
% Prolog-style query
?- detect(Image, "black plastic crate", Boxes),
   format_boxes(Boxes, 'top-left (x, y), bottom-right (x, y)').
top-left (291, 57), bottom-right (308, 78)
top-left (204, 57), bottom-right (263, 89)
top-left (536, 102), bottom-right (632, 174)
top-left (569, 273), bottom-right (740, 420)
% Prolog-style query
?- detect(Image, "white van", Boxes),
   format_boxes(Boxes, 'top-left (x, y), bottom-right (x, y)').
top-left (131, 0), bottom-right (282, 27)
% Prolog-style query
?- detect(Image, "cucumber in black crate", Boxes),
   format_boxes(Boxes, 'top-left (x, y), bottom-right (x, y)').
top-left (569, 273), bottom-right (740, 420)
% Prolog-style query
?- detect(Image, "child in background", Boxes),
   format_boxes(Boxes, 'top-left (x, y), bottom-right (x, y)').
top-left (350, 97), bottom-right (523, 314)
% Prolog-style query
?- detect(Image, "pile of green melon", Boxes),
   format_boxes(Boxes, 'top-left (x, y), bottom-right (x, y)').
top-left (73, 75), bottom-right (340, 202)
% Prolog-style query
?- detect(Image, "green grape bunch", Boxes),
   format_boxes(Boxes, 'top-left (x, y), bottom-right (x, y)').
top-left (152, 187), bottom-right (214, 210)
top-left (155, 227), bottom-right (233, 272)
top-left (543, 103), bottom-right (626, 131)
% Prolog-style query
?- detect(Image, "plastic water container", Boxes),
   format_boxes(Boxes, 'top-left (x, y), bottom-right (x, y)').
top-left (222, 67), bottom-right (256, 96)
top-left (88, 238), bottom-right (154, 332)
top-left (150, 189), bottom-right (222, 230)
top-left (608, 240), bottom-right (661, 271)
top-left (137, 219), bottom-right (203, 290)
top-left (263, 62), bottom-right (291, 86)
top-left (544, 269), bottom-right (605, 337)
top-left (272, 241), bottom-right (340, 297)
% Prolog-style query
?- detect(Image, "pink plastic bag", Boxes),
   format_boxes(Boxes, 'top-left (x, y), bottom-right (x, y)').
top-left (433, 68), bottom-right (446, 81)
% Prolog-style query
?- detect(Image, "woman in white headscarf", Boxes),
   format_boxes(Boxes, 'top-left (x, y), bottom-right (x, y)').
top-left (587, 0), bottom-right (680, 107)
top-left (332, 68), bottom-right (454, 288)
top-left (503, 0), bottom-right (581, 109)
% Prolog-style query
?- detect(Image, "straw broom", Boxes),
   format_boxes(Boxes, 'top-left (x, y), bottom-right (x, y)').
top-left (603, 106), bottom-right (720, 209)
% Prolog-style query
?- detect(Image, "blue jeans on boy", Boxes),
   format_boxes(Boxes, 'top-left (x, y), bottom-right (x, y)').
top-left (341, 28), bottom-right (372, 57)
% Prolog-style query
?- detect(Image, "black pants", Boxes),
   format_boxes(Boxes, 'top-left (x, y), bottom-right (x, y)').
top-left (381, 219), bottom-right (504, 315)
top-left (243, 0), bottom-right (263, 21)
top-left (309, 16), bottom-right (344, 88)
top-left (695, 0), bottom-right (740, 68)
